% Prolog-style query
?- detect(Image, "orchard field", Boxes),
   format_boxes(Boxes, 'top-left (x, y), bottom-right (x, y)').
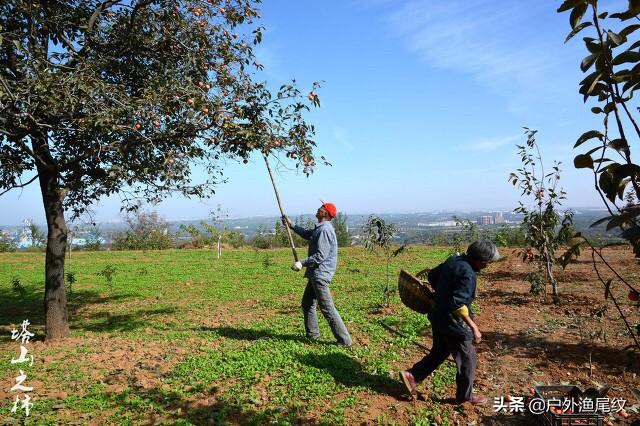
top-left (1, 246), bottom-right (640, 425)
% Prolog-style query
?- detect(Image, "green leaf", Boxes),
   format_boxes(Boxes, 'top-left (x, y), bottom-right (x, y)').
top-left (571, 3), bottom-right (589, 29)
top-left (612, 50), bottom-right (640, 65)
top-left (580, 70), bottom-right (600, 86)
top-left (558, 0), bottom-right (587, 12)
top-left (574, 130), bottom-right (603, 147)
top-left (607, 30), bottom-right (625, 46)
top-left (608, 138), bottom-right (628, 152)
top-left (586, 72), bottom-right (603, 94)
top-left (590, 216), bottom-right (613, 228)
top-left (601, 162), bottom-right (621, 173)
top-left (620, 24), bottom-right (640, 38)
top-left (565, 22), bottom-right (592, 43)
top-left (603, 102), bottom-right (616, 114)
top-left (599, 170), bottom-right (618, 203)
top-left (612, 163), bottom-right (640, 179)
top-left (585, 146), bottom-right (603, 156)
top-left (585, 38), bottom-right (603, 53)
top-left (593, 158), bottom-right (612, 164)
top-left (574, 153), bottom-right (594, 169)
top-left (613, 69), bottom-right (632, 83)
top-left (618, 178), bottom-right (629, 200)
top-left (606, 208), bottom-right (640, 230)
top-left (581, 53), bottom-right (599, 71)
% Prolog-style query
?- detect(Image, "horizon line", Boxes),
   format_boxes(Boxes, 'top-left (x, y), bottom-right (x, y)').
top-left (0, 205), bottom-right (612, 227)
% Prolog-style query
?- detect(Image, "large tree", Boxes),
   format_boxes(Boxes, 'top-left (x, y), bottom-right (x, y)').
top-left (0, 0), bottom-right (322, 340)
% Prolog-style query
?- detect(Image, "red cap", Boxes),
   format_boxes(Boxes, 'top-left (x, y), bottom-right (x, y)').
top-left (321, 200), bottom-right (337, 218)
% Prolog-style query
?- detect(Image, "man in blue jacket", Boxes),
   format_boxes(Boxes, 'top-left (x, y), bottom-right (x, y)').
top-left (399, 240), bottom-right (499, 405)
top-left (282, 201), bottom-right (352, 347)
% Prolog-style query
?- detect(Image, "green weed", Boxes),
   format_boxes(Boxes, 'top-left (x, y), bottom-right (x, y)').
top-left (0, 247), bottom-right (457, 424)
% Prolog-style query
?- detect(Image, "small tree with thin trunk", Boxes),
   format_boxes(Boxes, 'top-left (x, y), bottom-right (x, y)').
top-left (333, 212), bottom-right (351, 247)
top-left (28, 220), bottom-right (45, 249)
top-left (363, 215), bottom-right (400, 307)
top-left (509, 129), bottom-right (574, 302)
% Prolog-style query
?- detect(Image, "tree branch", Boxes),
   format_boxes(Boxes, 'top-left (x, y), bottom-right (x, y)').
top-left (126, 0), bottom-right (155, 35)
top-left (0, 74), bottom-right (17, 102)
top-left (616, 87), bottom-right (640, 141)
top-left (87, 0), bottom-right (119, 35)
top-left (593, 124), bottom-right (618, 216)
top-left (13, 137), bottom-right (49, 169)
top-left (590, 247), bottom-right (640, 352)
top-left (592, 5), bottom-right (640, 197)
top-left (54, 30), bottom-right (78, 55)
top-left (0, 174), bottom-right (39, 197)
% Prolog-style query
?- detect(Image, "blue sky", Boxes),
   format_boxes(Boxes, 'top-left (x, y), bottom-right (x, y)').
top-left (1, 1), bottom-right (626, 225)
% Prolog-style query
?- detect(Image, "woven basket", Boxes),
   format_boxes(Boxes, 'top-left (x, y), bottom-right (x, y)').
top-left (398, 269), bottom-right (434, 314)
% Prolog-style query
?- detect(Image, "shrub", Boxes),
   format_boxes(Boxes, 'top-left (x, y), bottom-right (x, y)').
top-left (0, 231), bottom-right (16, 252)
top-left (112, 210), bottom-right (175, 250)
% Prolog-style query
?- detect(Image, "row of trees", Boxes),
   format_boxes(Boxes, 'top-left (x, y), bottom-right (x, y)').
top-left (8, 209), bottom-right (608, 254)
top-left (0, 210), bottom-right (352, 252)
top-left (86, 210), bottom-right (351, 250)
top-left (0, 213), bottom-right (540, 253)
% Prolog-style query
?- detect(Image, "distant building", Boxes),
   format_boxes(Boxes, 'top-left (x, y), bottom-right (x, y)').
top-left (477, 216), bottom-right (494, 226)
top-left (494, 211), bottom-right (505, 224)
top-left (418, 221), bottom-right (458, 227)
top-left (15, 219), bottom-right (33, 248)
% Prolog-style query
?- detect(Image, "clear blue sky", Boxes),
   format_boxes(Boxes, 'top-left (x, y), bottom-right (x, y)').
top-left (1, 1), bottom-right (624, 225)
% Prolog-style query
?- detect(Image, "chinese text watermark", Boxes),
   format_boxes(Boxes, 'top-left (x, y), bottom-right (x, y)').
top-left (9, 319), bottom-right (35, 417)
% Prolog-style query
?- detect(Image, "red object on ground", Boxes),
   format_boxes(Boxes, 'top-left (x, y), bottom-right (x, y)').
top-left (629, 290), bottom-right (639, 301)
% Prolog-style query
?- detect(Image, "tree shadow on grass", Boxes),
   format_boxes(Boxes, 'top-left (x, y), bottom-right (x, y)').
top-left (200, 326), bottom-right (318, 344)
top-left (0, 289), bottom-right (131, 338)
top-left (297, 352), bottom-right (405, 400)
top-left (108, 380), bottom-right (322, 425)
top-left (76, 306), bottom-right (177, 333)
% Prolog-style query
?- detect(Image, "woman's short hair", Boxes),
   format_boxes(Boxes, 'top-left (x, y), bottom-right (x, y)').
top-left (467, 240), bottom-right (500, 262)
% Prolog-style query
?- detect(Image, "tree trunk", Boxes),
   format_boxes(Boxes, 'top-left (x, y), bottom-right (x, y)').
top-left (385, 258), bottom-right (390, 307)
top-left (37, 167), bottom-right (70, 340)
top-left (545, 254), bottom-right (559, 304)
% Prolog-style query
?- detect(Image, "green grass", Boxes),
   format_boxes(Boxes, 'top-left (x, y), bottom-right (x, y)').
top-left (0, 247), bottom-right (458, 425)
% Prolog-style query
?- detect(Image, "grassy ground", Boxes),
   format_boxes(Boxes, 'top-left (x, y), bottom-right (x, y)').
top-left (0, 247), bottom-right (456, 425)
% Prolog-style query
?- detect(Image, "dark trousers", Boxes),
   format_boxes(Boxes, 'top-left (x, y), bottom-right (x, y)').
top-left (408, 331), bottom-right (477, 401)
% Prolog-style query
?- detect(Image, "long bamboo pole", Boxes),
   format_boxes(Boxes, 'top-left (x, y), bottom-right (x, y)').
top-left (263, 155), bottom-right (299, 262)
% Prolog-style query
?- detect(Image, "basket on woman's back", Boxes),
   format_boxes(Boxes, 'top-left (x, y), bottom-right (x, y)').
top-left (398, 268), bottom-right (435, 314)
